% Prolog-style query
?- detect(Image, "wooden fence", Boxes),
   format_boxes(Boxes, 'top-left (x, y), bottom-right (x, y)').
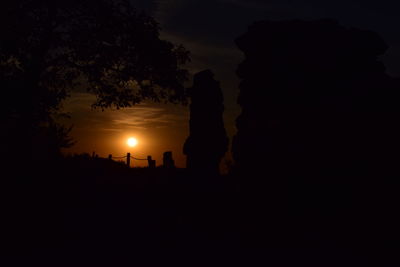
top-left (103, 151), bottom-right (175, 168)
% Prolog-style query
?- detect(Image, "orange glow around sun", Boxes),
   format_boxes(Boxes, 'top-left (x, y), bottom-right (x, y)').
top-left (127, 137), bottom-right (138, 147)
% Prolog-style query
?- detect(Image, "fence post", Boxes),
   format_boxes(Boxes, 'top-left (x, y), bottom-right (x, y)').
top-left (163, 151), bottom-right (175, 168)
top-left (127, 152), bottom-right (131, 167)
top-left (147, 156), bottom-right (156, 168)
top-left (108, 154), bottom-right (112, 160)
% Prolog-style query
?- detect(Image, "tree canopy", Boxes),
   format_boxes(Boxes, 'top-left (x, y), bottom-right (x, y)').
top-left (0, 0), bottom-right (190, 158)
top-left (1, 0), bottom-right (190, 120)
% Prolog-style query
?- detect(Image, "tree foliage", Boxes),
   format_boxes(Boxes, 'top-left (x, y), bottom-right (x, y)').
top-left (0, 0), bottom-right (190, 156)
top-left (1, 0), bottom-right (190, 120)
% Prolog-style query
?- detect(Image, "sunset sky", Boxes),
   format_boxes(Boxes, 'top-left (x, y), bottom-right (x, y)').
top-left (61, 0), bottom-right (400, 168)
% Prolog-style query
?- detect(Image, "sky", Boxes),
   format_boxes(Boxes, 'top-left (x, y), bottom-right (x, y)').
top-left (62, 0), bottom-right (400, 168)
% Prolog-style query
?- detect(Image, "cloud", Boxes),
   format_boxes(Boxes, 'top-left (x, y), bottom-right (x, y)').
top-left (161, 31), bottom-right (242, 74)
top-left (111, 105), bottom-right (182, 130)
top-left (62, 92), bottom-right (189, 133)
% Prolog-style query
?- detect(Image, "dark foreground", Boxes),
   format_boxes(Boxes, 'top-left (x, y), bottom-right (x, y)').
top-left (9, 156), bottom-right (400, 266)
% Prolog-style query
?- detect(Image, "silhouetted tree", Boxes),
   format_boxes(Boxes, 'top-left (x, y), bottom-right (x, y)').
top-left (0, 0), bottom-right (190, 159)
top-left (183, 70), bottom-right (228, 175)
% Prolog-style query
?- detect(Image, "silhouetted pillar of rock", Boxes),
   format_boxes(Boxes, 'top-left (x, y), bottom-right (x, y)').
top-left (183, 70), bottom-right (229, 176)
top-left (232, 19), bottom-right (400, 182)
top-left (232, 18), bottom-right (400, 248)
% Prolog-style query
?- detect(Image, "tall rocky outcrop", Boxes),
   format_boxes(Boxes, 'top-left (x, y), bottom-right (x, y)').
top-left (232, 19), bottom-right (400, 183)
top-left (183, 70), bottom-right (229, 175)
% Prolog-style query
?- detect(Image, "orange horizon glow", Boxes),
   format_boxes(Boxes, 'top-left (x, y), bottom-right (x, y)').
top-left (61, 94), bottom-right (194, 168)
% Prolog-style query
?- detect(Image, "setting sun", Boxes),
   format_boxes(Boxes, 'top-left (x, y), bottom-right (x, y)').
top-left (127, 137), bottom-right (138, 147)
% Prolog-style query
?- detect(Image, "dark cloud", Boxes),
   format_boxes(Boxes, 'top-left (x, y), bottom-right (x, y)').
top-left (129, 0), bottom-right (158, 13)
top-left (155, 0), bottom-right (400, 76)
top-left (156, 0), bottom-right (400, 42)
top-left (156, 0), bottom-right (264, 46)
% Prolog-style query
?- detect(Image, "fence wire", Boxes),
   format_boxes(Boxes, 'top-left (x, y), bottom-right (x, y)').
top-left (132, 157), bottom-right (147, 161)
top-left (110, 155), bottom-right (147, 160)
top-left (112, 156), bottom-right (127, 159)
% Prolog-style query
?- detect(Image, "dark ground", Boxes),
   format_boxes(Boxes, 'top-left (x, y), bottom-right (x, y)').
top-left (8, 155), bottom-right (400, 266)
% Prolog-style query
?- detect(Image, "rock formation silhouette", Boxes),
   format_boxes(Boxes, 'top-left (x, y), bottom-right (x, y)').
top-left (183, 70), bottom-right (229, 175)
top-left (232, 19), bottom-right (400, 247)
top-left (232, 19), bottom-right (400, 182)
